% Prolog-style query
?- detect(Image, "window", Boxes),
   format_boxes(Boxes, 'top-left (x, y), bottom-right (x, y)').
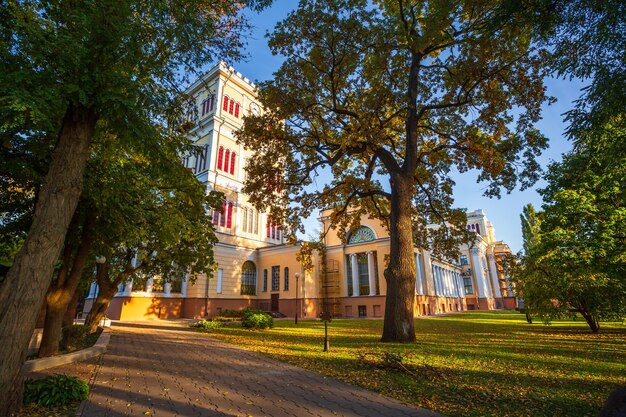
top-left (226, 202), bottom-right (234, 228)
top-left (242, 208), bottom-right (248, 232)
top-left (271, 266), bottom-right (279, 291)
top-left (475, 224), bottom-right (481, 235)
top-left (263, 269), bottom-right (268, 292)
top-left (464, 277), bottom-right (474, 295)
top-left (266, 216), bottom-right (280, 240)
top-left (224, 149), bottom-right (230, 172)
top-left (217, 146), bottom-right (224, 170)
top-left (194, 144), bottom-right (208, 174)
top-left (358, 305), bottom-right (367, 318)
top-left (220, 202), bottom-right (226, 227)
top-left (284, 267), bottom-right (289, 291)
top-left (348, 226), bottom-right (376, 244)
top-left (216, 268), bottom-right (223, 294)
top-left (240, 261), bottom-right (256, 295)
top-left (460, 254), bottom-right (468, 266)
top-left (201, 94), bottom-right (215, 116)
top-left (222, 95), bottom-right (241, 118)
top-left (230, 152), bottom-right (236, 175)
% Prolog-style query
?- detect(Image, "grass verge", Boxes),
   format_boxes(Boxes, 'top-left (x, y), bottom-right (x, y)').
top-left (197, 311), bottom-right (626, 417)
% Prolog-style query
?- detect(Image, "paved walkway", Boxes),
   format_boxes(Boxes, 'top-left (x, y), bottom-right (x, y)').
top-left (80, 320), bottom-right (442, 417)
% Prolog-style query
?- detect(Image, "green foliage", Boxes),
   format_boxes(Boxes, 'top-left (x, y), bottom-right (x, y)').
top-left (216, 309), bottom-right (246, 318)
top-left (60, 325), bottom-right (88, 352)
top-left (191, 320), bottom-right (222, 330)
top-left (241, 311), bottom-right (273, 330)
top-left (23, 375), bottom-right (89, 407)
top-left (512, 121), bottom-right (626, 332)
top-left (59, 325), bottom-right (99, 353)
top-left (237, 0), bottom-right (549, 256)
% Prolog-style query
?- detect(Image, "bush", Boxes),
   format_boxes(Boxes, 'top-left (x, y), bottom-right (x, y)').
top-left (60, 325), bottom-right (89, 352)
top-left (217, 309), bottom-right (245, 318)
top-left (24, 375), bottom-right (89, 406)
top-left (241, 312), bottom-right (273, 329)
top-left (191, 320), bottom-right (222, 330)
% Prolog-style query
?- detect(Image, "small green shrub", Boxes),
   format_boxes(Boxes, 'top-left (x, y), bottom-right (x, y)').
top-left (60, 325), bottom-right (89, 352)
top-left (213, 316), bottom-right (241, 323)
top-left (241, 312), bottom-right (273, 329)
top-left (24, 375), bottom-right (89, 406)
top-left (191, 319), bottom-right (222, 330)
top-left (217, 309), bottom-right (245, 318)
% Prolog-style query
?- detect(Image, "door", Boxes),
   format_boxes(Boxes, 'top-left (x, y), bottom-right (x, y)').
top-left (271, 293), bottom-right (279, 312)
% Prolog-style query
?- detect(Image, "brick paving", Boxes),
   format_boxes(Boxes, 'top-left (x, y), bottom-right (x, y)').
top-left (79, 320), bottom-right (443, 417)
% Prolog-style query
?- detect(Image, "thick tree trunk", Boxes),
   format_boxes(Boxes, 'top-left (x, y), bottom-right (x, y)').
top-left (39, 209), bottom-right (93, 357)
top-left (63, 287), bottom-right (81, 327)
top-left (0, 104), bottom-right (97, 415)
top-left (381, 174), bottom-right (417, 343)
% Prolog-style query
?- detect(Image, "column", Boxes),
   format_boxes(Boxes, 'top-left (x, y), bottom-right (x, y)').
top-left (367, 251), bottom-right (376, 296)
top-left (124, 280), bottom-right (133, 296)
top-left (487, 253), bottom-right (502, 298)
top-left (164, 282), bottom-right (172, 297)
top-left (351, 254), bottom-right (359, 296)
top-left (145, 278), bottom-right (154, 294)
top-left (415, 254), bottom-right (424, 295)
top-left (181, 277), bottom-right (188, 297)
top-left (471, 248), bottom-right (488, 298)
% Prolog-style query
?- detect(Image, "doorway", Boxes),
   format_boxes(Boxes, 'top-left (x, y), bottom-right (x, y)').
top-left (271, 293), bottom-right (279, 312)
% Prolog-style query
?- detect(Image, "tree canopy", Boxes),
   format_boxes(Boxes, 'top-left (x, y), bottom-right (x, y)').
top-left (0, 0), bottom-right (270, 412)
top-left (238, 0), bottom-right (550, 342)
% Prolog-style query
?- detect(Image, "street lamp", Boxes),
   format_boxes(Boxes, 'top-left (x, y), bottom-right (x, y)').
top-left (294, 272), bottom-right (300, 324)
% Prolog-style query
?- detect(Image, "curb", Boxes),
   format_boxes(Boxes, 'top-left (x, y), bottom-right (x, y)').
top-left (23, 328), bottom-right (111, 373)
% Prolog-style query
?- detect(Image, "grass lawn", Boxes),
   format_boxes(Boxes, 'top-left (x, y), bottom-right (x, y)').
top-left (195, 311), bottom-right (626, 417)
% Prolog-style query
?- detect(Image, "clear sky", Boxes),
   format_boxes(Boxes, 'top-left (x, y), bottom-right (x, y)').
top-left (233, 1), bottom-right (585, 253)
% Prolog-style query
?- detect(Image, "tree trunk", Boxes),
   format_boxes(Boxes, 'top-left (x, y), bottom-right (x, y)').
top-left (38, 209), bottom-right (93, 358)
top-left (63, 287), bottom-right (81, 327)
top-left (84, 262), bottom-right (117, 334)
top-left (381, 174), bottom-right (417, 343)
top-left (579, 308), bottom-right (600, 333)
top-left (0, 104), bottom-right (97, 415)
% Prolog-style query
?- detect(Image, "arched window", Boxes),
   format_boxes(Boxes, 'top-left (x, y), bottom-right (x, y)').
top-left (224, 149), bottom-right (230, 172)
top-left (217, 146), bottom-right (224, 170)
top-left (230, 152), bottom-right (236, 175)
top-left (284, 267), bottom-right (289, 291)
top-left (223, 96), bottom-right (229, 111)
top-left (234, 102), bottom-right (240, 118)
top-left (226, 202), bottom-right (234, 228)
top-left (348, 226), bottom-right (376, 244)
top-left (475, 224), bottom-right (481, 235)
top-left (229, 99), bottom-right (234, 115)
top-left (220, 202), bottom-right (226, 227)
top-left (240, 261), bottom-right (256, 295)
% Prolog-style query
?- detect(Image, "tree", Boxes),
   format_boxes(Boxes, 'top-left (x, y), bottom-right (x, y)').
top-left (237, 0), bottom-right (549, 342)
top-left (81, 132), bottom-right (219, 333)
top-left (512, 122), bottom-right (626, 332)
top-left (0, 1), bottom-right (270, 413)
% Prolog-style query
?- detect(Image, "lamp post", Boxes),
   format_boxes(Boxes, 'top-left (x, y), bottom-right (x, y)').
top-left (294, 272), bottom-right (300, 324)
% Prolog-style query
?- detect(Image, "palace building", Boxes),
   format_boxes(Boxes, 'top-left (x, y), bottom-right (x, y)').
top-left (83, 64), bottom-right (517, 321)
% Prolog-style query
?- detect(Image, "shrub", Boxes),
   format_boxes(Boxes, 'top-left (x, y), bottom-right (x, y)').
top-left (24, 375), bottom-right (89, 406)
top-left (217, 309), bottom-right (245, 318)
top-left (241, 312), bottom-right (273, 329)
top-left (191, 320), bottom-right (222, 330)
top-left (60, 325), bottom-right (89, 352)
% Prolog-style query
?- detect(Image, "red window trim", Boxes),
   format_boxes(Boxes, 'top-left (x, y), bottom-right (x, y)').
top-left (230, 152), bottom-right (236, 175)
top-left (226, 202), bottom-right (233, 228)
top-left (223, 96), bottom-right (229, 111)
top-left (224, 149), bottom-right (231, 172)
top-left (217, 146), bottom-right (224, 170)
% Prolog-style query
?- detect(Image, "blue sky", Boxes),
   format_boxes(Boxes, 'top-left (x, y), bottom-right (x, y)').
top-left (233, 1), bottom-right (584, 253)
